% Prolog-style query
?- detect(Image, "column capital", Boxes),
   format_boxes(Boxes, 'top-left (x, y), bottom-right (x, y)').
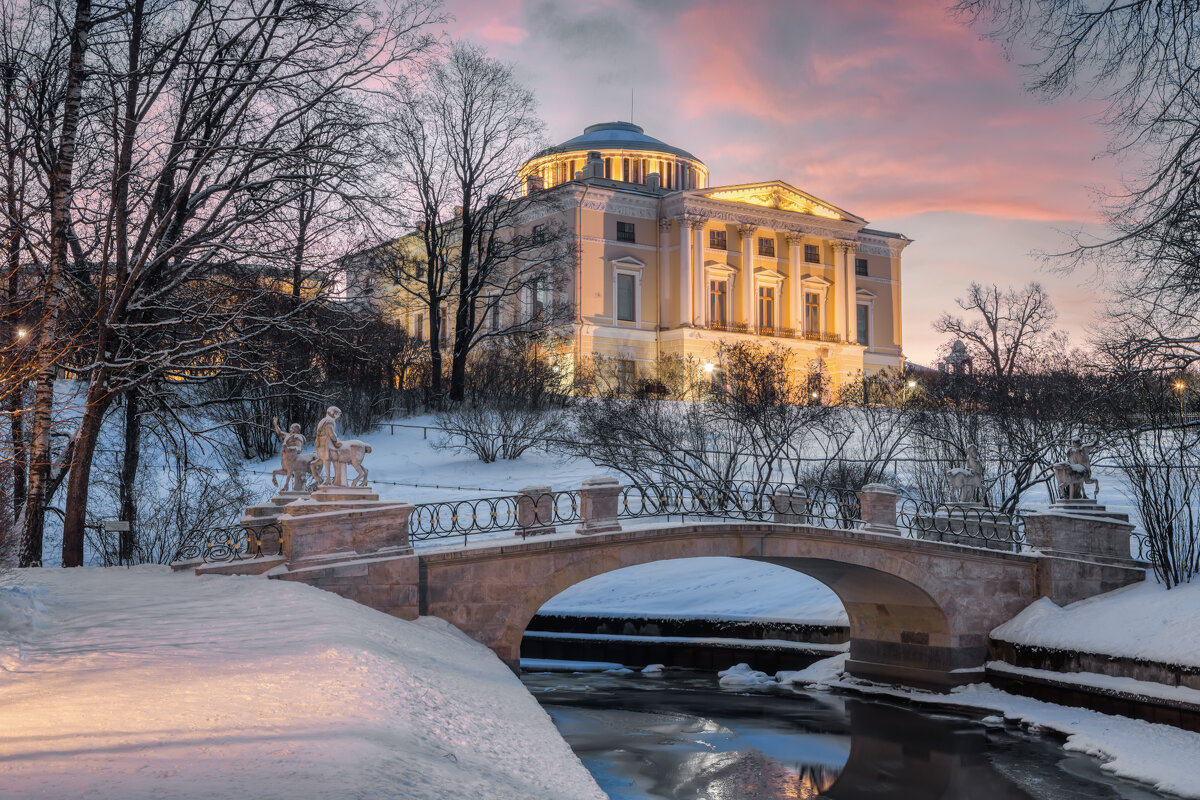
top-left (675, 212), bottom-right (707, 230)
top-left (658, 217), bottom-right (673, 232)
top-left (737, 223), bottom-right (759, 237)
top-left (832, 239), bottom-right (858, 253)
top-left (785, 231), bottom-right (807, 246)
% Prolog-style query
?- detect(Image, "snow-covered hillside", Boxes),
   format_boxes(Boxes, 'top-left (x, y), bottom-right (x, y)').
top-left (0, 567), bottom-right (605, 800)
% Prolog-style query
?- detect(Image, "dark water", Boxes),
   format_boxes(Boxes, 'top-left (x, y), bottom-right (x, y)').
top-left (521, 670), bottom-right (1171, 800)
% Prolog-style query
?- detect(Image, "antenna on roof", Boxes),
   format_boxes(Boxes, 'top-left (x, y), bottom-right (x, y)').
top-left (630, 88), bottom-right (634, 124)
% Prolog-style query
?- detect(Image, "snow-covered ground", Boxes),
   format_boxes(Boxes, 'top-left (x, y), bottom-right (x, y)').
top-left (992, 576), bottom-right (1200, 668)
top-left (0, 567), bottom-right (605, 800)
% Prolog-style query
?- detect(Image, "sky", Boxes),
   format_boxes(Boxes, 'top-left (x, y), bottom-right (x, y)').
top-left (446, 0), bottom-right (1124, 366)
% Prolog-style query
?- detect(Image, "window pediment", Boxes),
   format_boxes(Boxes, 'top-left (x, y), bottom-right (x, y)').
top-left (611, 255), bottom-right (645, 269)
top-left (801, 274), bottom-right (833, 287)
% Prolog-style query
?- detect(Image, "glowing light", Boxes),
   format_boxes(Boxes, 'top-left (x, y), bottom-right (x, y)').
top-left (16, 328), bottom-right (26, 338)
top-left (811, 392), bottom-right (819, 399)
top-left (907, 380), bottom-right (917, 388)
top-left (703, 363), bottom-right (714, 373)
top-left (1175, 381), bottom-right (1186, 391)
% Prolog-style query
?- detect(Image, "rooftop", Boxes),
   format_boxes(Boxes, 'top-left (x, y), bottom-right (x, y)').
top-left (535, 121), bottom-right (702, 163)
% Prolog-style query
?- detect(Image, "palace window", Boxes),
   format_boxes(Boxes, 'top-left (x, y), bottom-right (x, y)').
top-left (616, 221), bottom-right (636, 243)
top-left (604, 158), bottom-right (612, 179)
top-left (486, 295), bottom-right (501, 333)
top-left (855, 257), bottom-right (868, 276)
top-left (758, 286), bottom-right (775, 329)
top-left (709, 229), bottom-right (727, 249)
top-left (758, 237), bottom-right (775, 257)
top-left (532, 224), bottom-right (546, 244)
top-left (616, 273), bottom-right (636, 321)
top-left (414, 311), bottom-right (425, 341)
top-left (439, 304), bottom-right (450, 347)
top-left (804, 244), bottom-right (821, 264)
top-left (709, 279), bottom-right (728, 325)
top-left (804, 292), bottom-right (820, 334)
top-left (856, 304), bottom-right (870, 346)
top-left (536, 280), bottom-right (552, 323)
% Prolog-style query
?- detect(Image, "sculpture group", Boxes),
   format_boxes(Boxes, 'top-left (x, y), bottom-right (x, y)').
top-left (944, 439), bottom-right (1100, 505)
top-left (271, 406), bottom-right (372, 491)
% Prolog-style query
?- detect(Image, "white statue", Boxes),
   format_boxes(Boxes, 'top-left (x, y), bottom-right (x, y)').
top-left (313, 406), bottom-right (372, 488)
top-left (271, 417), bottom-right (316, 492)
top-left (1054, 439), bottom-right (1099, 500)
top-left (947, 444), bottom-right (983, 504)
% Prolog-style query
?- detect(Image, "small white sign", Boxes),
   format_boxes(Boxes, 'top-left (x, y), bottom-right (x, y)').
top-left (103, 520), bottom-right (131, 532)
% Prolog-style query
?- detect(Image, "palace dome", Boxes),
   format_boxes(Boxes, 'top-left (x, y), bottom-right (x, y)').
top-left (521, 121), bottom-right (708, 192)
top-left (537, 121), bottom-right (702, 162)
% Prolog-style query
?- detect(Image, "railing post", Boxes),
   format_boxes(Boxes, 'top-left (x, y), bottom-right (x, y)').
top-left (517, 484), bottom-right (556, 535)
top-left (773, 486), bottom-right (808, 525)
top-left (858, 483), bottom-right (900, 535)
top-left (576, 476), bottom-right (622, 535)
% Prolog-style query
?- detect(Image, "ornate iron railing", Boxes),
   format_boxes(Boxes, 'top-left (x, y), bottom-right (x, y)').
top-left (895, 498), bottom-right (1026, 552)
top-left (406, 482), bottom-right (862, 545)
top-left (171, 522), bottom-right (283, 564)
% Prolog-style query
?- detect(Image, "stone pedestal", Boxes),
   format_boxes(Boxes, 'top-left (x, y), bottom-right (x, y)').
top-left (858, 483), bottom-right (899, 535)
top-left (576, 476), bottom-right (622, 535)
top-left (517, 485), bottom-right (556, 535)
top-left (240, 490), bottom-right (312, 555)
top-left (1047, 498), bottom-right (1129, 522)
top-left (773, 487), bottom-right (809, 525)
top-left (1024, 508), bottom-right (1137, 563)
top-left (276, 484), bottom-right (413, 566)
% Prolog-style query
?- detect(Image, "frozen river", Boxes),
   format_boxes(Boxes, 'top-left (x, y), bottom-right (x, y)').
top-left (521, 670), bottom-right (1169, 800)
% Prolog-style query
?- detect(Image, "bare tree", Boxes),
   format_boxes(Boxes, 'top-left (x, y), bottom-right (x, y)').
top-left (1, 0), bottom-right (440, 566)
top-left (957, 2), bottom-right (1200, 368)
top-left (934, 282), bottom-right (1060, 379)
top-left (380, 41), bottom-right (574, 403)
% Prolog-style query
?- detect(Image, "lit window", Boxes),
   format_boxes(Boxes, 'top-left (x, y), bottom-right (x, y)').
top-left (855, 257), bottom-right (868, 276)
top-left (758, 237), bottom-right (775, 257)
top-left (758, 286), bottom-right (775, 329)
top-left (616, 221), bottom-right (636, 243)
top-left (617, 273), bottom-right (636, 321)
top-left (709, 279), bottom-right (728, 325)
top-left (709, 229), bottom-right (727, 250)
top-left (414, 312), bottom-right (425, 341)
top-left (856, 304), bottom-right (869, 346)
top-left (804, 292), bottom-right (820, 334)
top-left (804, 244), bottom-right (821, 264)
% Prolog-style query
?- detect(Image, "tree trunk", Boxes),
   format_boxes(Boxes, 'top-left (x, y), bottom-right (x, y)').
top-left (61, 379), bottom-right (112, 567)
top-left (3, 60), bottom-right (25, 522)
top-left (118, 388), bottom-right (140, 562)
top-left (19, 0), bottom-right (93, 568)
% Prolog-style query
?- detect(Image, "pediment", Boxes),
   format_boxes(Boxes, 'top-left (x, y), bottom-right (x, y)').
top-left (699, 181), bottom-right (865, 224)
top-left (611, 255), bottom-right (645, 268)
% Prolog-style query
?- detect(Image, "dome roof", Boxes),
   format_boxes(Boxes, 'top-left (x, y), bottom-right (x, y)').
top-left (535, 121), bottom-right (701, 162)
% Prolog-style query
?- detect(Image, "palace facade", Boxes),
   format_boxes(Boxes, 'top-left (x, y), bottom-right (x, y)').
top-left (374, 121), bottom-right (910, 390)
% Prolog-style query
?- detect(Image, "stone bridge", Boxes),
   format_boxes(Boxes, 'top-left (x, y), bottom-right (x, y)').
top-left (216, 482), bottom-right (1146, 689)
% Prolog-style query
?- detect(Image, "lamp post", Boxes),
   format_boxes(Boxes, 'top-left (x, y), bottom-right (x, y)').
top-left (903, 378), bottom-right (917, 404)
top-left (1175, 380), bottom-right (1187, 419)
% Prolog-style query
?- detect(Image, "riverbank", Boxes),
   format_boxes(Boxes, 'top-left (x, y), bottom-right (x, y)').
top-left (0, 567), bottom-right (605, 800)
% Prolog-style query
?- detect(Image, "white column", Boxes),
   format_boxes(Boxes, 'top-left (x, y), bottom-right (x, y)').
top-left (845, 243), bottom-right (858, 345)
top-left (739, 224), bottom-right (757, 331)
top-left (693, 221), bottom-right (706, 327)
top-left (679, 218), bottom-right (693, 326)
top-left (833, 242), bottom-right (847, 342)
top-left (787, 232), bottom-right (804, 332)
top-left (658, 218), bottom-right (672, 328)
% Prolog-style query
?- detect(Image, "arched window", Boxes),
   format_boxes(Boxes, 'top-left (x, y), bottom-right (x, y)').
top-left (605, 158), bottom-right (612, 179)
top-left (622, 157), bottom-right (630, 182)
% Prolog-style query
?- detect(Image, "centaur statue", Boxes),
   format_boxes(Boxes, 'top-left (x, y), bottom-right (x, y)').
top-left (1053, 439), bottom-right (1099, 501)
top-left (313, 406), bottom-right (371, 488)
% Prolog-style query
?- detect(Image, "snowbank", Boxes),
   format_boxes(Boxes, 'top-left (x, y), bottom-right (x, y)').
top-left (0, 567), bottom-right (604, 800)
top-left (992, 577), bottom-right (1200, 668)
top-left (538, 556), bottom-right (848, 626)
top-left (778, 653), bottom-right (850, 687)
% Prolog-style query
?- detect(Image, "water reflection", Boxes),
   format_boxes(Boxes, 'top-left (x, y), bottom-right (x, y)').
top-left (521, 670), bottom-right (1166, 800)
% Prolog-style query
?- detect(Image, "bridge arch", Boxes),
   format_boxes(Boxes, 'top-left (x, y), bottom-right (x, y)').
top-left (419, 523), bottom-right (1037, 687)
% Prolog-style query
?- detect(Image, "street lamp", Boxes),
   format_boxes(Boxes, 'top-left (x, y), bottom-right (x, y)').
top-left (1175, 380), bottom-right (1187, 418)
top-left (16, 328), bottom-right (26, 338)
